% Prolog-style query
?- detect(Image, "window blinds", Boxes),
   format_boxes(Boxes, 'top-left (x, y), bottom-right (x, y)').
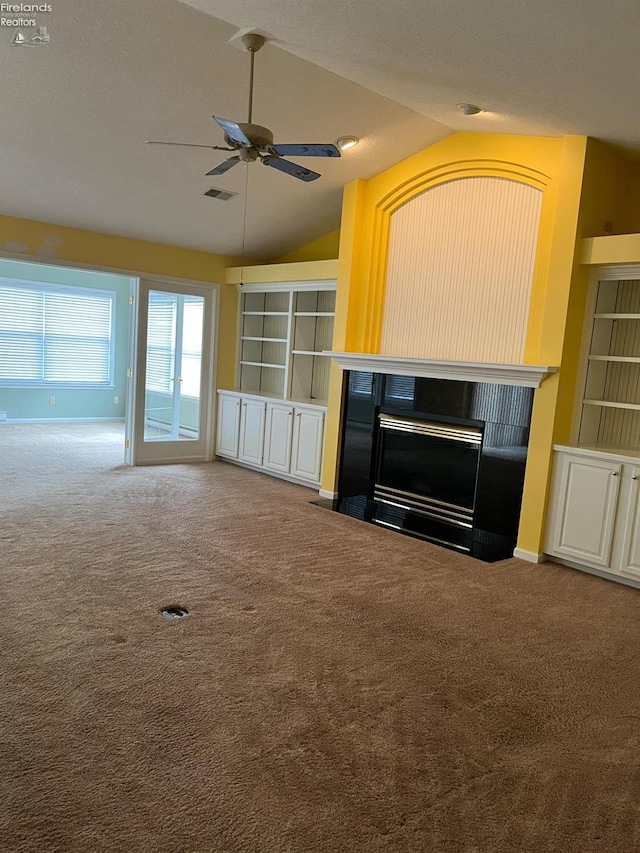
top-left (0, 280), bottom-right (115, 386)
top-left (145, 292), bottom-right (176, 394)
top-left (145, 291), bottom-right (203, 397)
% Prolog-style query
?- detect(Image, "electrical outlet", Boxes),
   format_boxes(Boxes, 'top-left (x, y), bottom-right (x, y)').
top-left (114, 396), bottom-right (119, 404)
top-left (48, 396), bottom-right (55, 405)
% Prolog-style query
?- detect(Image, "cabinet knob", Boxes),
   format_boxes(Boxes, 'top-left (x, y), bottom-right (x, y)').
top-left (633, 475), bottom-right (638, 481)
top-left (612, 471), bottom-right (618, 476)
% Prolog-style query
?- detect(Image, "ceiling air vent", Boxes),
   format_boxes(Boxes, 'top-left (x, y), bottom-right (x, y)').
top-left (203, 187), bottom-right (237, 201)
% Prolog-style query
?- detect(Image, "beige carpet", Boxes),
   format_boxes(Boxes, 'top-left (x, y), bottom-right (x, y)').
top-left (2, 422), bottom-right (640, 853)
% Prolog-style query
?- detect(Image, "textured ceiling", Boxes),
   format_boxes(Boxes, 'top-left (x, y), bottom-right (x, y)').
top-left (1, 0), bottom-right (638, 261)
top-left (0, 0), bottom-right (449, 260)
top-left (183, 0), bottom-right (640, 154)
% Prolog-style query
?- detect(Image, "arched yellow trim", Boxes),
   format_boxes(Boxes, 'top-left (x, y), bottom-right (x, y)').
top-left (378, 160), bottom-right (550, 214)
top-left (363, 161), bottom-right (552, 352)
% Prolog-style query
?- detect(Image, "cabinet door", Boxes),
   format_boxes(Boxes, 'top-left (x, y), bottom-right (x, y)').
top-left (216, 394), bottom-right (240, 458)
top-left (621, 466), bottom-right (640, 579)
top-left (549, 455), bottom-right (621, 567)
top-left (239, 399), bottom-right (266, 465)
top-left (291, 408), bottom-right (324, 483)
top-left (264, 403), bottom-right (293, 473)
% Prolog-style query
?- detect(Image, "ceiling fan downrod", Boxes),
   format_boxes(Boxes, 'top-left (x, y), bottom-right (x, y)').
top-left (241, 33), bottom-right (266, 125)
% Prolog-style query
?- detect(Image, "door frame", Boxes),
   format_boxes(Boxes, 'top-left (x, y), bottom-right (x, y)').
top-left (130, 277), bottom-right (218, 464)
top-left (0, 249), bottom-right (221, 464)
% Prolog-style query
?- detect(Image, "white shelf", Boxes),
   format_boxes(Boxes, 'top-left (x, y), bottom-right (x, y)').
top-left (240, 361), bottom-right (286, 370)
top-left (583, 399), bottom-right (640, 411)
top-left (594, 313), bottom-right (640, 319)
top-left (239, 282), bottom-right (335, 404)
top-left (576, 277), bottom-right (640, 450)
top-left (588, 355), bottom-right (640, 363)
top-left (242, 311), bottom-right (289, 317)
top-left (241, 336), bottom-right (288, 343)
top-left (291, 397), bottom-right (328, 407)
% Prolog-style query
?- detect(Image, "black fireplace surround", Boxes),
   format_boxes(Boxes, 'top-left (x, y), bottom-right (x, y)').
top-left (336, 371), bottom-right (534, 562)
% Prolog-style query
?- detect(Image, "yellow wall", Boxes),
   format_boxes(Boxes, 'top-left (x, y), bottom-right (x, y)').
top-left (0, 213), bottom-right (242, 394)
top-left (320, 132), bottom-right (598, 558)
top-left (577, 140), bottom-right (640, 238)
top-left (274, 230), bottom-right (340, 264)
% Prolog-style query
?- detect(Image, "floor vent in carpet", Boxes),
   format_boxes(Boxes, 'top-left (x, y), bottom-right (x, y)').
top-left (161, 606), bottom-right (189, 619)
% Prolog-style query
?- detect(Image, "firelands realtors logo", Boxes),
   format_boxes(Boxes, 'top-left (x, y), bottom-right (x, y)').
top-left (1, 3), bottom-right (52, 44)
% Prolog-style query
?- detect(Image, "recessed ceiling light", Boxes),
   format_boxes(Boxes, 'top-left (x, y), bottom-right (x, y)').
top-left (336, 136), bottom-right (359, 151)
top-left (457, 103), bottom-right (483, 116)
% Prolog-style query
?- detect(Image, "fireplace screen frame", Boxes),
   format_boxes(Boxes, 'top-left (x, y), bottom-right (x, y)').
top-left (372, 407), bottom-right (484, 534)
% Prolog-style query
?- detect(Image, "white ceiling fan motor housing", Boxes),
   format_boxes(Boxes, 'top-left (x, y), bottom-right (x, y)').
top-left (226, 123), bottom-right (274, 152)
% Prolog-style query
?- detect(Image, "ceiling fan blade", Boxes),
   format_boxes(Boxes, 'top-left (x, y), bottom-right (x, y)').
top-left (205, 156), bottom-right (241, 176)
top-left (146, 141), bottom-right (231, 150)
top-left (262, 156), bottom-right (321, 182)
top-left (213, 117), bottom-right (251, 147)
top-left (269, 143), bottom-right (341, 158)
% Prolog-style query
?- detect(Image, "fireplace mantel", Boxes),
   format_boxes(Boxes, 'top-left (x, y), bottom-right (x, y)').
top-left (325, 352), bottom-right (557, 388)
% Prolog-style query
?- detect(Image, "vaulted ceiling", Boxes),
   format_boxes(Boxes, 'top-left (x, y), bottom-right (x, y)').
top-left (1, 0), bottom-right (638, 260)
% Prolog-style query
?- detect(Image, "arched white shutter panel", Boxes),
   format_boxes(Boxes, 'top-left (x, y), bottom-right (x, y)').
top-left (380, 177), bottom-right (543, 363)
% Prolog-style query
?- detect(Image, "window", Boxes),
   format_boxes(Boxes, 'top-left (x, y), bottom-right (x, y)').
top-left (0, 279), bottom-right (116, 387)
top-left (145, 292), bottom-right (203, 398)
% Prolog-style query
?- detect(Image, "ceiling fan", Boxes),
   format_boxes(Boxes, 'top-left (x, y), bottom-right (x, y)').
top-left (146, 32), bottom-right (341, 183)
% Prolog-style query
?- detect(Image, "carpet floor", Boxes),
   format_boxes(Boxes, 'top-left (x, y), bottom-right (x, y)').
top-left (2, 422), bottom-right (640, 853)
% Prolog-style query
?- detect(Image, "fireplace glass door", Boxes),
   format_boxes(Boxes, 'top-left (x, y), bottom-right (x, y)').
top-left (374, 413), bottom-right (483, 526)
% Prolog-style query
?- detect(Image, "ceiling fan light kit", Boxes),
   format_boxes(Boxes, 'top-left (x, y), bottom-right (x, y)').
top-left (146, 30), bottom-right (341, 184)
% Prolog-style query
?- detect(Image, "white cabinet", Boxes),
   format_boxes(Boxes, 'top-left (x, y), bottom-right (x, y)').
top-left (291, 408), bottom-right (324, 483)
top-left (264, 403), bottom-right (293, 473)
top-left (621, 467), bottom-right (640, 578)
top-left (545, 448), bottom-right (640, 583)
top-left (547, 453), bottom-right (621, 567)
top-left (239, 398), bottom-right (266, 465)
top-left (545, 268), bottom-right (640, 586)
top-left (215, 279), bottom-right (334, 489)
top-left (216, 393), bottom-right (240, 458)
top-left (216, 391), bottom-right (325, 487)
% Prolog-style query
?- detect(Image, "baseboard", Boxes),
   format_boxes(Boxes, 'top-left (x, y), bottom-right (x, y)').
top-left (545, 555), bottom-right (640, 590)
top-left (513, 547), bottom-right (546, 563)
top-left (5, 417), bottom-right (126, 424)
top-left (319, 488), bottom-right (338, 500)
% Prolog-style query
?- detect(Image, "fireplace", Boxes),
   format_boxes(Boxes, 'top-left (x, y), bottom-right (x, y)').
top-left (375, 411), bottom-right (482, 526)
top-left (335, 371), bottom-right (534, 562)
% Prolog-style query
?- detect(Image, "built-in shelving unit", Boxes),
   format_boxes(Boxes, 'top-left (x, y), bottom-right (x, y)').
top-left (238, 283), bottom-right (336, 405)
top-left (578, 274), bottom-right (640, 450)
top-left (238, 290), bottom-right (291, 398)
top-left (216, 274), bottom-right (337, 489)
